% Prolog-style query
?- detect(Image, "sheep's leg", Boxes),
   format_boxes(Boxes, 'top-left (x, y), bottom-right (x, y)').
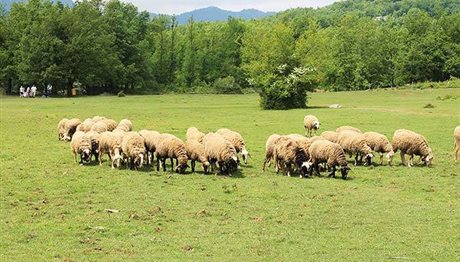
top-left (314, 164), bottom-right (321, 176)
top-left (354, 153), bottom-right (359, 166)
top-left (162, 158), bottom-right (167, 172)
top-left (74, 151), bottom-right (78, 163)
top-left (99, 152), bottom-right (103, 166)
top-left (191, 160), bottom-right (195, 172)
top-left (400, 152), bottom-right (406, 166)
top-left (156, 156), bottom-right (160, 171)
top-left (286, 163), bottom-right (291, 177)
top-left (170, 158), bottom-right (174, 172)
top-left (379, 153), bottom-right (384, 165)
top-left (408, 155), bottom-right (414, 167)
top-left (328, 166), bottom-right (336, 178)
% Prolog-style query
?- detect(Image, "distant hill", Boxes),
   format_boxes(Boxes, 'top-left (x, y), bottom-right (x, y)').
top-left (152, 6), bottom-right (276, 24)
top-left (2, 0), bottom-right (74, 11)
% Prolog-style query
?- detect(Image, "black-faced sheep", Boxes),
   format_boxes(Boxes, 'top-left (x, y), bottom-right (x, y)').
top-left (307, 140), bottom-right (350, 179)
top-left (363, 131), bottom-right (394, 165)
top-left (455, 126), bottom-right (460, 162)
top-left (186, 127), bottom-right (205, 143)
top-left (203, 133), bottom-right (239, 175)
top-left (70, 131), bottom-right (92, 165)
top-left (121, 132), bottom-right (146, 170)
top-left (57, 118), bottom-right (69, 140)
top-left (155, 134), bottom-right (189, 173)
top-left (216, 128), bottom-right (250, 164)
top-left (337, 130), bottom-right (373, 166)
top-left (392, 129), bottom-right (433, 167)
top-left (273, 136), bottom-right (309, 177)
top-left (185, 139), bottom-right (210, 173)
top-left (85, 130), bottom-right (101, 162)
top-left (63, 118), bottom-right (82, 141)
top-left (336, 126), bottom-right (362, 134)
top-left (304, 115), bottom-right (320, 137)
top-left (263, 134), bottom-right (281, 171)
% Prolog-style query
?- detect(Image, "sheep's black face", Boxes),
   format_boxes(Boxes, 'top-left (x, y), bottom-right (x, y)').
top-left (365, 154), bottom-right (373, 166)
top-left (300, 162), bottom-right (313, 177)
top-left (226, 159), bottom-right (238, 174)
top-left (341, 166), bottom-right (351, 180)
top-left (81, 150), bottom-right (92, 163)
top-left (176, 162), bottom-right (189, 174)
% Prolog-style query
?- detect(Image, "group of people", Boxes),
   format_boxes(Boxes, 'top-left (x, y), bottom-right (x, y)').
top-left (19, 84), bottom-right (52, 98)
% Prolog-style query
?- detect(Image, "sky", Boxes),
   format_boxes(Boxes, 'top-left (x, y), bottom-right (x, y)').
top-left (120, 0), bottom-right (340, 14)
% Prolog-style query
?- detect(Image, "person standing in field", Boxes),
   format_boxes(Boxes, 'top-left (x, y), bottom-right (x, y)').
top-left (31, 84), bottom-right (37, 98)
top-left (19, 85), bottom-right (24, 97)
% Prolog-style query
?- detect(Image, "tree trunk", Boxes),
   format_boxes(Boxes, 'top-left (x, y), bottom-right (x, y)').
top-left (67, 79), bottom-right (73, 97)
top-left (6, 77), bottom-right (13, 95)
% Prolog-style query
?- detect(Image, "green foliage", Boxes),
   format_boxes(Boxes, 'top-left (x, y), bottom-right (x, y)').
top-left (212, 76), bottom-right (242, 94)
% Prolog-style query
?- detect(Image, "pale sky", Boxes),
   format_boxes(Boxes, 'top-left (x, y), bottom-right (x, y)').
top-left (120, 0), bottom-right (340, 14)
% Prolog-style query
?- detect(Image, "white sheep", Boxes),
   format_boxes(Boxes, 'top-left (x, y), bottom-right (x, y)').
top-left (216, 128), bottom-right (250, 164)
top-left (336, 126), bottom-right (362, 134)
top-left (392, 129), bottom-right (433, 167)
top-left (76, 119), bottom-right (95, 132)
top-left (263, 134), bottom-right (282, 171)
top-left (185, 139), bottom-right (210, 173)
top-left (98, 131), bottom-right (124, 168)
top-left (102, 119), bottom-right (118, 131)
top-left (321, 131), bottom-right (339, 143)
top-left (63, 118), bottom-right (82, 141)
top-left (85, 130), bottom-right (101, 162)
top-left (273, 136), bottom-right (309, 177)
top-left (57, 118), bottom-right (69, 140)
top-left (455, 126), bottom-right (460, 162)
top-left (91, 121), bottom-right (108, 133)
top-left (139, 130), bottom-right (161, 166)
top-left (337, 130), bottom-right (374, 166)
top-left (117, 119), bottom-right (133, 132)
top-left (186, 127), bottom-right (205, 143)
top-left (363, 131), bottom-right (395, 165)
top-left (304, 115), bottom-right (320, 137)
top-left (70, 131), bottom-right (92, 165)
top-left (307, 140), bottom-right (350, 179)
top-left (121, 132), bottom-right (146, 169)
top-left (155, 134), bottom-right (189, 173)
top-left (203, 133), bottom-right (239, 175)
top-left (92, 116), bottom-right (106, 122)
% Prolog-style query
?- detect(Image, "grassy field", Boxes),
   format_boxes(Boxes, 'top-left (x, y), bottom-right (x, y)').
top-left (1, 88), bottom-right (459, 261)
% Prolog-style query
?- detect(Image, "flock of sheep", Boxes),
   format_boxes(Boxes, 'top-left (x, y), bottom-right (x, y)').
top-left (57, 115), bottom-right (460, 179)
top-left (57, 117), bottom-right (249, 175)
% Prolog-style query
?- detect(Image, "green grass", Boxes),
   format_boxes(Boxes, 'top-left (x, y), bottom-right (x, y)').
top-left (1, 88), bottom-right (459, 261)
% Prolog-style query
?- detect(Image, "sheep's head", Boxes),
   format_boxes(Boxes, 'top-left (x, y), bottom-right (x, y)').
top-left (202, 161), bottom-right (210, 174)
top-left (341, 166), bottom-right (351, 179)
top-left (225, 156), bottom-right (239, 174)
top-left (63, 134), bottom-right (72, 142)
top-left (133, 152), bottom-right (144, 169)
top-left (300, 161), bottom-right (313, 177)
top-left (175, 157), bottom-right (189, 174)
top-left (241, 148), bottom-right (249, 164)
top-left (313, 121), bottom-right (320, 130)
top-left (422, 151), bottom-right (434, 166)
top-left (386, 150), bottom-right (395, 165)
top-left (80, 148), bottom-right (92, 163)
top-left (365, 153), bottom-right (374, 166)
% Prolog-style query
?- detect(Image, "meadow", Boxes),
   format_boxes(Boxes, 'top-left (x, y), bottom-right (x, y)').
top-left (1, 88), bottom-right (459, 261)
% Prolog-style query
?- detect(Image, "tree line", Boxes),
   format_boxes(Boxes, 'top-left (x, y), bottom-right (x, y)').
top-left (0, 0), bottom-right (458, 108)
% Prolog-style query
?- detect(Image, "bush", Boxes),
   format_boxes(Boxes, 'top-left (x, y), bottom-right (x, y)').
top-left (212, 76), bottom-right (243, 94)
top-left (117, 90), bottom-right (126, 97)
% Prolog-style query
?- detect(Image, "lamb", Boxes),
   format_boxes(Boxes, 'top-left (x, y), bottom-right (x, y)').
top-left (85, 130), bottom-right (101, 162)
top-left (63, 118), bottom-right (82, 141)
top-left (139, 129), bottom-right (161, 166)
top-left (262, 134), bottom-right (282, 171)
top-left (155, 134), bottom-right (189, 173)
top-left (91, 121), bottom-right (108, 133)
top-left (98, 131), bottom-right (124, 168)
top-left (70, 131), bottom-right (92, 165)
top-left (321, 131), bottom-right (339, 143)
top-left (307, 140), bottom-right (350, 179)
top-left (304, 115), bottom-right (320, 137)
top-left (102, 119), bottom-right (118, 131)
top-left (363, 131), bottom-right (394, 165)
top-left (216, 128), bottom-right (250, 164)
top-left (186, 127), bottom-right (205, 143)
top-left (272, 136), bottom-right (309, 177)
top-left (121, 132), bottom-right (146, 170)
top-left (337, 130), bottom-right (374, 166)
top-left (185, 139), bottom-right (210, 173)
top-left (117, 119), bottom-right (133, 132)
top-left (76, 119), bottom-right (95, 132)
top-left (392, 129), bottom-right (434, 167)
top-left (336, 126), bottom-right (362, 133)
top-left (57, 118), bottom-right (69, 140)
top-left (455, 126), bottom-right (460, 162)
top-left (203, 133), bottom-right (239, 175)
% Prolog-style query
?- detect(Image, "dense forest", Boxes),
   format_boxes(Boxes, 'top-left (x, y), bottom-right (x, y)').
top-left (0, 0), bottom-right (459, 107)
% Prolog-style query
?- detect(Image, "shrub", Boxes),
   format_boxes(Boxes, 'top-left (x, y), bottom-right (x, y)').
top-left (212, 76), bottom-right (243, 94)
top-left (117, 91), bottom-right (126, 97)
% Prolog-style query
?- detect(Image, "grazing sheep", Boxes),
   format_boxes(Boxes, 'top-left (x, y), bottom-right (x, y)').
top-left (364, 132), bottom-right (395, 165)
top-left (155, 134), bottom-right (189, 173)
top-left (307, 140), bottom-right (350, 179)
top-left (121, 132), bottom-right (146, 170)
top-left (85, 130), bottom-right (101, 162)
top-left (92, 116), bottom-right (106, 122)
top-left (63, 118), bottom-right (82, 141)
top-left (286, 134), bottom-right (312, 161)
top-left (186, 127), bottom-right (205, 143)
top-left (273, 136), bottom-right (309, 177)
top-left (337, 130), bottom-right (374, 166)
top-left (203, 133), bottom-right (239, 175)
top-left (57, 118), bottom-right (69, 140)
top-left (117, 119), bottom-right (133, 132)
top-left (102, 119), bottom-right (118, 131)
top-left (455, 126), bottom-right (460, 162)
top-left (263, 134), bottom-right (282, 171)
top-left (185, 139), bottom-right (210, 173)
top-left (392, 129), bottom-right (433, 167)
top-left (98, 131), bottom-right (124, 168)
top-left (76, 119), bottom-right (95, 132)
top-left (70, 131), bottom-right (92, 165)
top-left (304, 115), bottom-right (320, 137)
top-left (90, 121), bottom-right (108, 133)
top-left (336, 126), bottom-right (362, 134)
top-left (139, 130), bottom-right (161, 166)
top-left (216, 128), bottom-right (250, 164)
top-left (321, 131), bottom-right (339, 143)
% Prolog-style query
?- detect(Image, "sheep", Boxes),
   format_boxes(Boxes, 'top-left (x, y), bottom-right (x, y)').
top-left (363, 131), bottom-right (395, 165)
top-left (203, 133), bottom-right (239, 175)
top-left (63, 118), bottom-right (82, 141)
top-left (121, 132), bottom-right (146, 170)
top-left (337, 130), bottom-right (374, 166)
top-left (336, 126), bottom-right (362, 134)
top-left (309, 136), bottom-right (326, 143)
top-left (321, 131), bottom-right (339, 143)
top-left (392, 129), bottom-right (434, 167)
top-left (185, 139), bottom-right (210, 173)
top-left (307, 140), bottom-right (350, 179)
top-left (91, 121), bottom-right (108, 133)
top-left (272, 136), bottom-right (309, 177)
top-left (186, 127), bottom-right (205, 143)
top-left (455, 126), bottom-right (460, 162)
top-left (304, 115), bottom-right (320, 137)
top-left (57, 118), bottom-right (69, 140)
top-left (76, 119), bottom-right (95, 132)
top-left (216, 128), bottom-right (250, 164)
top-left (85, 130), bottom-right (101, 162)
top-left (155, 134), bottom-right (189, 173)
top-left (98, 131), bottom-right (124, 168)
top-left (102, 119), bottom-right (118, 131)
top-left (139, 130), bottom-right (161, 166)
top-left (92, 116), bottom-right (106, 122)
top-left (286, 134), bottom-right (312, 160)
top-left (263, 134), bottom-right (282, 171)
top-left (70, 131), bottom-right (92, 165)
top-left (117, 119), bottom-right (133, 132)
